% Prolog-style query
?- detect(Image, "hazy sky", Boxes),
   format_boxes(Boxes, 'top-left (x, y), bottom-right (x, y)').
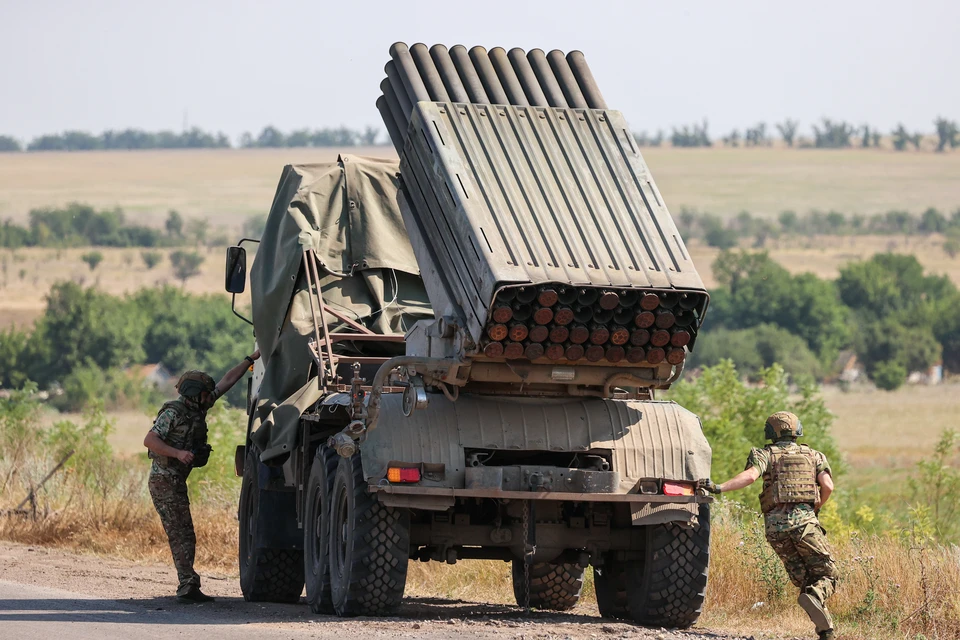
top-left (2, 1), bottom-right (958, 143)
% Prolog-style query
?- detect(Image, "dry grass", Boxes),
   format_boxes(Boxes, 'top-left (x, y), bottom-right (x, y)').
top-left (3, 444), bottom-right (958, 639)
top-left (0, 245), bottom-right (252, 329)
top-left (822, 382), bottom-right (960, 468)
top-left (688, 233), bottom-right (960, 289)
top-left (642, 146), bottom-right (960, 216)
top-left (0, 147), bottom-right (393, 225)
top-left (4, 232), bottom-right (959, 329)
top-left (2, 147), bottom-right (958, 224)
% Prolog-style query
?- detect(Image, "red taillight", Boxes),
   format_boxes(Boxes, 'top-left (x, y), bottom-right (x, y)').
top-left (387, 467), bottom-right (421, 483)
top-left (662, 481), bottom-right (694, 496)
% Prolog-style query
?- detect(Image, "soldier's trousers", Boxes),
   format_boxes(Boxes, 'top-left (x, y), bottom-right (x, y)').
top-left (767, 522), bottom-right (839, 629)
top-left (149, 474), bottom-right (200, 595)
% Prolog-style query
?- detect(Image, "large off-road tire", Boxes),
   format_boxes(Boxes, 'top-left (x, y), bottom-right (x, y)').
top-left (594, 555), bottom-right (629, 619)
top-left (511, 561), bottom-right (584, 611)
top-left (304, 445), bottom-right (337, 614)
top-left (239, 448), bottom-right (305, 603)
top-left (625, 504), bottom-right (711, 628)
top-left (328, 452), bottom-right (410, 616)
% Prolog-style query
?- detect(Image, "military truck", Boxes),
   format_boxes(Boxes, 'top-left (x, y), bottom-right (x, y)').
top-left (224, 43), bottom-right (712, 627)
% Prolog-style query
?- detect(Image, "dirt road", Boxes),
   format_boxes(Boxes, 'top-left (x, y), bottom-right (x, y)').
top-left (0, 542), bottom-right (749, 640)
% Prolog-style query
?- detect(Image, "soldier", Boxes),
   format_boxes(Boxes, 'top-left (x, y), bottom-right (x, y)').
top-left (143, 351), bottom-right (260, 603)
top-left (699, 411), bottom-right (838, 640)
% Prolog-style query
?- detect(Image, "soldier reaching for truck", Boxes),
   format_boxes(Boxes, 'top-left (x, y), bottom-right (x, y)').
top-left (143, 352), bottom-right (260, 603)
top-left (699, 411), bottom-right (839, 640)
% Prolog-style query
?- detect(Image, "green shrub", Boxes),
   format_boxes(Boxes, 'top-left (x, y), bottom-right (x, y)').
top-left (871, 360), bottom-right (907, 391)
top-left (667, 361), bottom-right (840, 495)
top-left (141, 251), bottom-right (163, 269)
top-left (692, 324), bottom-right (822, 381)
top-left (81, 251), bottom-right (104, 271)
top-left (170, 250), bottom-right (204, 286)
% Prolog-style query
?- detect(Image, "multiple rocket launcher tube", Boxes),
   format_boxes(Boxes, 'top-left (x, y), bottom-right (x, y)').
top-left (375, 42), bottom-right (710, 370)
top-left (377, 42), bottom-right (608, 152)
top-left (481, 286), bottom-right (704, 366)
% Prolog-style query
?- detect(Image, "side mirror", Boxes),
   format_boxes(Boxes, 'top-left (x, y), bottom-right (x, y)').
top-left (225, 246), bottom-right (246, 293)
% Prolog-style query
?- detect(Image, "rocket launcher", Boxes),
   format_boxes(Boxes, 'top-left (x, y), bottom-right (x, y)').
top-left (375, 43), bottom-right (708, 391)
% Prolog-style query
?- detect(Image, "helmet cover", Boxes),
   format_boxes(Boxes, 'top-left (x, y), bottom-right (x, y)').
top-left (176, 370), bottom-right (216, 398)
top-left (764, 411), bottom-right (803, 440)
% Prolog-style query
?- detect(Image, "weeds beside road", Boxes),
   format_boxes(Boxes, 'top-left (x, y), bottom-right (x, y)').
top-left (1, 386), bottom-right (958, 639)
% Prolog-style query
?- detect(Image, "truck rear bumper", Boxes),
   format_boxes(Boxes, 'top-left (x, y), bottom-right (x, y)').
top-left (371, 484), bottom-right (711, 528)
top-left (371, 483), bottom-right (708, 503)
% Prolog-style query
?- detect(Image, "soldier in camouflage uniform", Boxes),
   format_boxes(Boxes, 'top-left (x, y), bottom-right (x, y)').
top-left (143, 352), bottom-right (259, 603)
top-left (699, 411), bottom-right (838, 640)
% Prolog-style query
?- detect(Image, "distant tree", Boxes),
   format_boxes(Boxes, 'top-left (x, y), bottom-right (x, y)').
top-left (0, 135), bottom-right (21, 152)
top-left (722, 130), bottom-right (741, 147)
top-left (892, 124), bottom-right (911, 151)
top-left (141, 251), bottom-right (163, 269)
top-left (170, 250), bottom-right (204, 287)
top-left (286, 129), bottom-right (312, 147)
top-left (671, 120), bottom-right (711, 148)
top-left (919, 207), bottom-right (947, 233)
top-left (359, 126), bottom-right (380, 146)
top-left (812, 118), bottom-right (855, 148)
top-left (934, 117), bottom-right (959, 152)
top-left (81, 251), bottom-right (104, 271)
top-left (871, 131), bottom-right (881, 147)
top-left (165, 210), bottom-right (184, 238)
top-left (860, 125), bottom-right (872, 148)
top-left (944, 239), bottom-right (960, 259)
top-left (778, 210), bottom-right (798, 233)
top-left (187, 218), bottom-right (209, 247)
top-left (776, 119), bottom-right (799, 147)
top-left (871, 359), bottom-right (907, 391)
top-left (255, 126), bottom-right (286, 148)
top-left (744, 122), bottom-right (769, 147)
top-left (243, 214), bottom-right (268, 240)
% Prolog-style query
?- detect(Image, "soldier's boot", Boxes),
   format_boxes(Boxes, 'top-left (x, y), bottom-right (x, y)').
top-left (177, 586), bottom-right (215, 604)
top-left (798, 589), bottom-right (833, 635)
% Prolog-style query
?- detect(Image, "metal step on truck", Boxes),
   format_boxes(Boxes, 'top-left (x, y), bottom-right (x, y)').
top-left (223, 42), bottom-right (713, 628)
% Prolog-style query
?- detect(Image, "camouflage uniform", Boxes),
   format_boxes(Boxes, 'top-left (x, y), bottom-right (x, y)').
top-left (148, 388), bottom-right (220, 596)
top-left (746, 440), bottom-right (838, 632)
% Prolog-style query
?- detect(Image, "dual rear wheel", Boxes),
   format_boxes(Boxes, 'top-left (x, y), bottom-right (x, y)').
top-left (305, 448), bottom-right (411, 616)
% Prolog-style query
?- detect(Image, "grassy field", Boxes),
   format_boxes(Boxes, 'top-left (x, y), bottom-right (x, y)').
top-left (3, 234), bottom-right (958, 328)
top-left (1, 147), bottom-right (959, 225)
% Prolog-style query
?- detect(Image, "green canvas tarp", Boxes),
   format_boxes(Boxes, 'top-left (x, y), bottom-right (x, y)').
top-left (249, 155), bottom-right (432, 463)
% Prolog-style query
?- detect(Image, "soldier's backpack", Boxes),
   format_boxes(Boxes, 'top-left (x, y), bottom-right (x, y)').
top-left (759, 443), bottom-right (819, 512)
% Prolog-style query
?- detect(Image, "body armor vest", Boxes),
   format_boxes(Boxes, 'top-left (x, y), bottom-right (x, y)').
top-left (759, 443), bottom-right (819, 513)
top-left (149, 399), bottom-right (208, 470)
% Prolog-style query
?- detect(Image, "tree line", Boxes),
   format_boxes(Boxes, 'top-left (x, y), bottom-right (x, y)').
top-left (693, 251), bottom-right (960, 391)
top-left (0, 283), bottom-right (251, 411)
top-left (678, 206), bottom-right (960, 256)
top-left (636, 116), bottom-right (959, 151)
top-left (0, 204), bottom-right (231, 250)
top-left (0, 125), bottom-right (387, 152)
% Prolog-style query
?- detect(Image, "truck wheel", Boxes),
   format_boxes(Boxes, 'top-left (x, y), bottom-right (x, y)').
top-left (511, 561), bottom-right (584, 611)
top-left (329, 452), bottom-right (410, 616)
top-left (594, 556), bottom-right (629, 619)
top-left (239, 448), bottom-right (305, 603)
top-left (304, 445), bottom-right (337, 614)
top-left (626, 504), bottom-right (711, 628)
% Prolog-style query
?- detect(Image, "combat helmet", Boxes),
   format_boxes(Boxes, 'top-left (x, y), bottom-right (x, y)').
top-left (176, 370), bottom-right (216, 398)
top-left (764, 411), bottom-right (803, 440)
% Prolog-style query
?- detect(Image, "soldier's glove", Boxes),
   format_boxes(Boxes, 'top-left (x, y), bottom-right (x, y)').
top-left (191, 444), bottom-right (213, 468)
top-left (697, 478), bottom-right (722, 494)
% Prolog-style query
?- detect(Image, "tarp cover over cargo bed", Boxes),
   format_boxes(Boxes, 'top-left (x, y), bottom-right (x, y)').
top-left (249, 155), bottom-right (431, 463)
